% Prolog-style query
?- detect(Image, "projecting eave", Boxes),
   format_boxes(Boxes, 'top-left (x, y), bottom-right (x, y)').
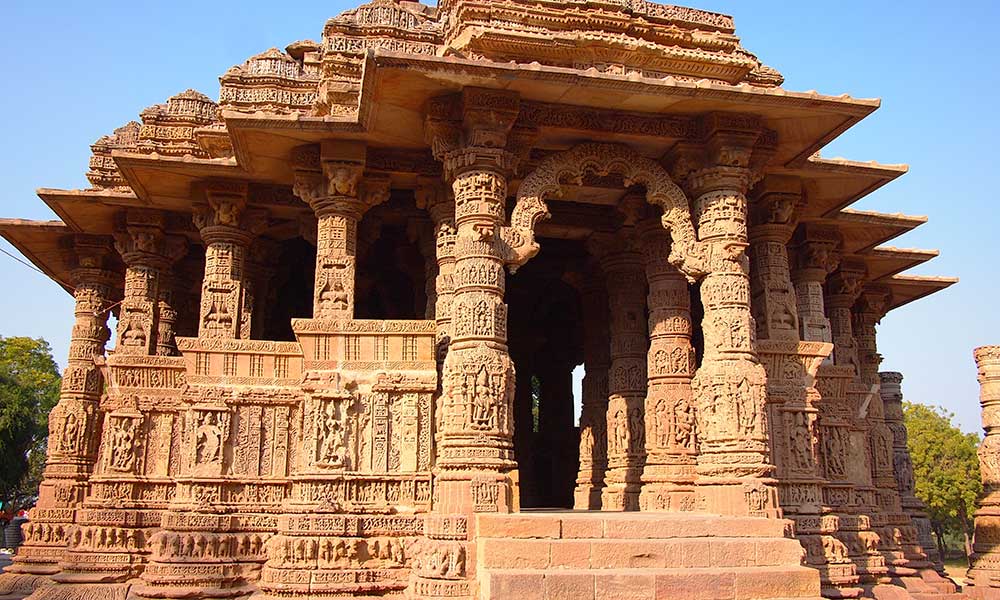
top-left (366, 50), bottom-right (881, 167)
top-left (817, 209), bottom-right (927, 255)
top-left (37, 188), bottom-right (138, 235)
top-left (782, 156), bottom-right (908, 219)
top-left (112, 152), bottom-right (250, 211)
top-left (0, 218), bottom-right (74, 294)
top-left (860, 246), bottom-right (939, 282)
top-left (884, 274), bottom-right (957, 312)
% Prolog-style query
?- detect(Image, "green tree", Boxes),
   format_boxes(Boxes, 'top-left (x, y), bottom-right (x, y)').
top-left (0, 336), bottom-right (61, 515)
top-left (904, 401), bottom-right (981, 562)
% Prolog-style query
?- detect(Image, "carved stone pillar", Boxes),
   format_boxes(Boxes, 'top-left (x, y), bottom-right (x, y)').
top-left (854, 288), bottom-right (926, 570)
top-left (416, 179), bottom-right (456, 363)
top-left (114, 209), bottom-right (187, 355)
top-left (291, 142), bottom-right (388, 321)
top-left (677, 120), bottom-right (778, 517)
top-left (637, 219), bottom-right (696, 512)
top-left (823, 261), bottom-right (887, 582)
top-left (193, 183), bottom-right (265, 339)
top-left (969, 346), bottom-right (1000, 595)
top-left (880, 371), bottom-right (938, 566)
top-left (573, 270), bottom-right (611, 510)
top-left (790, 224), bottom-right (840, 345)
top-left (588, 232), bottom-right (647, 512)
top-left (1, 237), bottom-right (117, 585)
top-left (408, 88), bottom-right (530, 600)
top-left (748, 176), bottom-right (801, 343)
top-left (747, 181), bottom-right (858, 593)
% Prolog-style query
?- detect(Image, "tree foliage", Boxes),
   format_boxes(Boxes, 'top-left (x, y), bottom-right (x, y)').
top-left (904, 401), bottom-right (981, 557)
top-left (0, 336), bottom-right (61, 514)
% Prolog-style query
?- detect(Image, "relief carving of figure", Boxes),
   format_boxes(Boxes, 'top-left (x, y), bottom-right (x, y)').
top-left (61, 412), bottom-right (81, 453)
top-left (109, 417), bottom-right (137, 472)
top-left (317, 399), bottom-right (349, 467)
top-left (196, 412), bottom-right (224, 465)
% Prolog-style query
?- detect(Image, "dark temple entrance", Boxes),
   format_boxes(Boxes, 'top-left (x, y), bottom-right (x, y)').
top-left (507, 237), bottom-right (586, 509)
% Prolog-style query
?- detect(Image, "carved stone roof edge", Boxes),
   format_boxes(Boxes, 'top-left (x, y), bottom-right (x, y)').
top-left (802, 155), bottom-right (908, 177)
top-left (836, 208), bottom-right (928, 227)
top-left (369, 51), bottom-right (880, 114)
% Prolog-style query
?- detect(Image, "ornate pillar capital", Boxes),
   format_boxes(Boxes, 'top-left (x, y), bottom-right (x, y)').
top-left (192, 182), bottom-right (268, 246)
top-left (425, 88), bottom-right (533, 181)
top-left (63, 234), bottom-right (120, 289)
top-left (749, 175), bottom-right (803, 245)
top-left (824, 258), bottom-right (866, 309)
top-left (790, 224), bottom-right (841, 284)
top-left (113, 209), bottom-right (187, 270)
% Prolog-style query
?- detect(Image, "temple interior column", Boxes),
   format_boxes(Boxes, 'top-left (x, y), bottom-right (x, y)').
top-left (3, 236), bottom-right (118, 583)
top-left (137, 185), bottom-right (267, 600)
top-left (968, 346), bottom-right (1000, 596)
top-left (879, 371), bottom-right (939, 567)
top-left (573, 269), bottom-right (611, 510)
top-left (590, 231), bottom-right (648, 512)
top-left (824, 261), bottom-right (888, 582)
top-left (416, 179), bottom-right (456, 363)
top-left (637, 218), bottom-right (696, 511)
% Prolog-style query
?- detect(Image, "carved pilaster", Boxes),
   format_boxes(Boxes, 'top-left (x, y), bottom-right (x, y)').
top-left (114, 209), bottom-right (187, 355)
top-left (6, 236), bottom-right (119, 579)
top-left (572, 267), bottom-right (611, 510)
top-left (193, 182), bottom-right (266, 340)
top-left (416, 178), bottom-right (456, 364)
top-left (880, 371), bottom-right (938, 567)
top-left (791, 224), bottom-right (840, 344)
top-left (588, 231), bottom-right (647, 512)
top-left (291, 142), bottom-right (388, 320)
top-left (673, 116), bottom-right (779, 517)
top-left (414, 87), bottom-right (527, 600)
top-left (636, 219), bottom-right (696, 512)
top-left (854, 288), bottom-right (925, 569)
top-left (824, 258), bottom-right (866, 373)
top-left (748, 175), bottom-right (801, 342)
top-left (969, 346), bottom-right (1000, 592)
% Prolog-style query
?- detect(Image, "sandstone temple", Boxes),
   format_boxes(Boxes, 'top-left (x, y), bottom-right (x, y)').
top-left (0, 1), bottom-right (989, 599)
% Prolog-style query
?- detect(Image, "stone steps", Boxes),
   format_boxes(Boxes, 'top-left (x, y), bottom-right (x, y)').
top-left (475, 513), bottom-right (821, 600)
top-left (481, 566), bottom-right (822, 600)
top-left (478, 536), bottom-right (806, 570)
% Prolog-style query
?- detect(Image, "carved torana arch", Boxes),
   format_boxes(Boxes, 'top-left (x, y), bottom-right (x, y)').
top-left (503, 142), bottom-right (709, 280)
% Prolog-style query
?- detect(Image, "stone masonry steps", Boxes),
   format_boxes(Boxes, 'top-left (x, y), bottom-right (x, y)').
top-left (475, 513), bottom-right (822, 600)
top-left (481, 566), bottom-right (820, 600)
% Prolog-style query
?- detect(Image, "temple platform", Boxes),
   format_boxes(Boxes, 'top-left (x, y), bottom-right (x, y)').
top-left (475, 512), bottom-right (822, 600)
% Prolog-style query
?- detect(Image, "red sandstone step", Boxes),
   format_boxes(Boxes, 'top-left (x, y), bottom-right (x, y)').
top-left (476, 512), bottom-right (790, 540)
top-left (481, 566), bottom-right (822, 600)
top-left (478, 536), bottom-right (805, 570)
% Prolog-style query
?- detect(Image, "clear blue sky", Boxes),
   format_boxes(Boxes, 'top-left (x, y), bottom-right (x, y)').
top-left (2, 1), bottom-right (996, 433)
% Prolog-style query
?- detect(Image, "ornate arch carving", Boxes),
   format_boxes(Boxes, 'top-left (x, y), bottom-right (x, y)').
top-left (501, 142), bottom-right (710, 280)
